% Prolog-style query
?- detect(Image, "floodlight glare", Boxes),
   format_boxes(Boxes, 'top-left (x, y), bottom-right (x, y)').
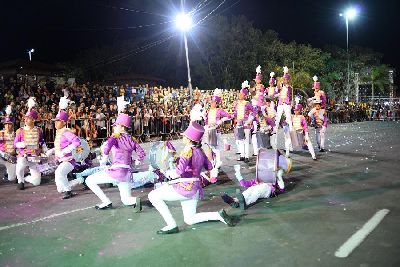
top-left (345, 8), bottom-right (357, 19)
top-left (175, 13), bottom-right (193, 32)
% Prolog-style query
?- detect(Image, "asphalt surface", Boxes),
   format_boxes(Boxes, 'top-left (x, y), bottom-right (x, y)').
top-left (0, 121), bottom-right (399, 267)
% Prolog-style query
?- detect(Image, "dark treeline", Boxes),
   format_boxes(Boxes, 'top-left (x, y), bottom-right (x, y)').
top-left (67, 15), bottom-right (391, 101)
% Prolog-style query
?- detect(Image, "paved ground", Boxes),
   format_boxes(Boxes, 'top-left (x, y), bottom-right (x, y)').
top-left (0, 121), bottom-right (399, 267)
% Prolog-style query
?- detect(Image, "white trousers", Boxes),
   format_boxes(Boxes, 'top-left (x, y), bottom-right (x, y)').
top-left (275, 104), bottom-right (293, 130)
top-left (315, 127), bottom-right (326, 149)
top-left (210, 132), bottom-right (222, 167)
top-left (86, 170), bottom-right (137, 206)
top-left (305, 135), bottom-right (316, 159)
top-left (54, 161), bottom-right (82, 193)
top-left (235, 140), bottom-right (240, 153)
top-left (242, 183), bottom-right (272, 206)
top-left (251, 134), bottom-right (258, 156)
top-left (16, 157), bottom-right (41, 186)
top-left (237, 129), bottom-right (251, 158)
top-left (0, 158), bottom-right (16, 181)
top-left (148, 183), bottom-right (225, 230)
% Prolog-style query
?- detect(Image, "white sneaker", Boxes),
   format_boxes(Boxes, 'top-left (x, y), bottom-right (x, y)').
top-left (277, 170), bottom-right (285, 190)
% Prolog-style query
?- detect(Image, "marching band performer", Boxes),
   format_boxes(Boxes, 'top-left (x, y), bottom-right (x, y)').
top-left (148, 122), bottom-right (234, 234)
top-left (85, 98), bottom-right (145, 210)
top-left (267, 72), bottom-right (277, 101)
top-left (221, 149), bottom-right (289, 210)
top-left (309, 76), bottom-right (327, 112)
top-left (0, 105), bottom-right (16, 181)
top-left (254, 65), bottom-right (265, 95)
top-left (45, 97), bottom-right (83, 199)
top-left (251, 107), bottom-right (275, 155)
top-left (308, 100), bottom-right (328, 152)
top-left (292, 104), bottom-right (316, 160)
top-left (274, 66), bottom-right (293, 132)
top-left (234, 81), bottom-right (255, 163)
top-left (204, 88), bottom-right (232, 169)
top-left (14, 97), bottom-right (48, 190)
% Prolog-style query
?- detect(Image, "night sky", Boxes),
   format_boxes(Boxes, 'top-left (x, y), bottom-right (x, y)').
top-left (1, 0), bottom-right (399, 81)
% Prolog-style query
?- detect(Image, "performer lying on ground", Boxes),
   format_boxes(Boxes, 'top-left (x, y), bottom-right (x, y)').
top-left (221, 149), bottom-right (290, 210)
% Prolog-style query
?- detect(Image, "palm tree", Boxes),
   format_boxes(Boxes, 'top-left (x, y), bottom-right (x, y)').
top-left (368, 65), bottom-right (390, 101)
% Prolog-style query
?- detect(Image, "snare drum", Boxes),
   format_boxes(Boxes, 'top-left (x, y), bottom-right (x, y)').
top-left (204, 127), bottom-right (218, 147)
top-left (26, 155), bottom-right (48, 164)
top-left (0, 151), bottom-right (17, 164)
top-left (289, 129), bottom-right (305, 150)
top-left (234, 125), bottom-right (245, 140)
top-left (37, 158), bottom-right (58, 175)
top-left (255, 132), bottom-right (271, 149)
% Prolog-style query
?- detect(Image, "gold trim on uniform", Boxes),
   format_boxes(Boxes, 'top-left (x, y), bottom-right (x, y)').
top-left (23, 127), bottom-right (40, 154)
top-left (236, 100), bottom-right (247, 121)
top-left (1, 131), bottom-right (16, 154)
top-left (292, 115), bottom-right (303, 131)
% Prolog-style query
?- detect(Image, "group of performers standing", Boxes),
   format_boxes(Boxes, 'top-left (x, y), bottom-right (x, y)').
top-left (0, 65), bottom-right (329, 234)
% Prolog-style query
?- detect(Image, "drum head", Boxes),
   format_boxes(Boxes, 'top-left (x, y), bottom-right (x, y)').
top-left (149, 141), bottom-right (176, 172)
top-left (72, 138), bottom-right (90, 162)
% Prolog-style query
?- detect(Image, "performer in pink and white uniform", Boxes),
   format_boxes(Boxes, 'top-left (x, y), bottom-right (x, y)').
top-left (14, 97), bottom-right (48, 190)
top-left (85, 112), bottom-right (145, 210)
top-left (234, 81), bottom-right (255, 163)
top-left (46, 97), bottom-right (83, 199)
top-left (254, 65), bottom-right (266, 95)
top-left (274, 66), bottom-right (293, 132)
top-left (221, 149), bottom-right (290, 210)
top-left (309, 76), bottom-right (327, 112)
top-left (0, 105), bottom-right (16, 181)
top-left (148, 122), bottom-right (234, 234)
top-left (204, 88), bottom-right (232, 169)
top-left (292, 104), bottom-right (316, 160)
top-left (308, 100), bottom-right (328, 152)
top-left (266, 72), bottom-right (277, 101)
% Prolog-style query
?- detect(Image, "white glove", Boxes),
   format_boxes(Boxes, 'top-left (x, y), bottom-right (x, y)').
top-left (210, 168), bottom-right (219, 179)
top-left (46, 148), bottom-right (55, 157)
top-left (15, 142), bottom-right (26, 149)
top-left (252, 121), bottom-right (258, 133)
top-left (134, 159), bottom-right (141, 166)
top-left (99, 156), bottom-right (108, 166)
top-left (234, 164), bottom-right (243, 181)
top-left (148, 165), bottom-right (155, 172)
top-left (216, 120), bottom-right (222, 126)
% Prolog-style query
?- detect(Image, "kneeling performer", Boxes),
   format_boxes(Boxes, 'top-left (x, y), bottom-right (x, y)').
top-left (85, 112), bottom-right (145, 210)
top-left (148, 122), bottom-right (235, 234)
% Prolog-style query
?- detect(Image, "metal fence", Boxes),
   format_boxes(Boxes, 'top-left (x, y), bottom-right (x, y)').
top-left (1, 108), bottom-right (397, 148)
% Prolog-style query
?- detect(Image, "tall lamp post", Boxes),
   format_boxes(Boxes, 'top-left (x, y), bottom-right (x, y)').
top-left (28, 48), bottom-right (35, 61)
top-left (175, 13), bottom-right (193, 97)
top-left (340, 8), bottom-right (357, 102)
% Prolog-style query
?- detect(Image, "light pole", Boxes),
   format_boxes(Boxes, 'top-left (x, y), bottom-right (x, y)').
top-left (175, 13), bottom-right (193, 97)
top-left (340, 8), bottom-right (357, 102)
top-left (28, 48), bottom-right (35, 61)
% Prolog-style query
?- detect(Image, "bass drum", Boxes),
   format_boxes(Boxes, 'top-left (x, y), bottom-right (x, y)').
top-left (256, 149), bottom-right (292, 183)
top-left (149, 141), bottom-right (177, 172)
top-left (72, 138), bottom-right (90, 163)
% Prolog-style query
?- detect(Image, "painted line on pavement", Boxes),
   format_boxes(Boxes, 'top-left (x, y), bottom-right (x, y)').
top-left (0, 205), bottom-right (94, 232)
top-left (335, 209), bottom-right (390, 258)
